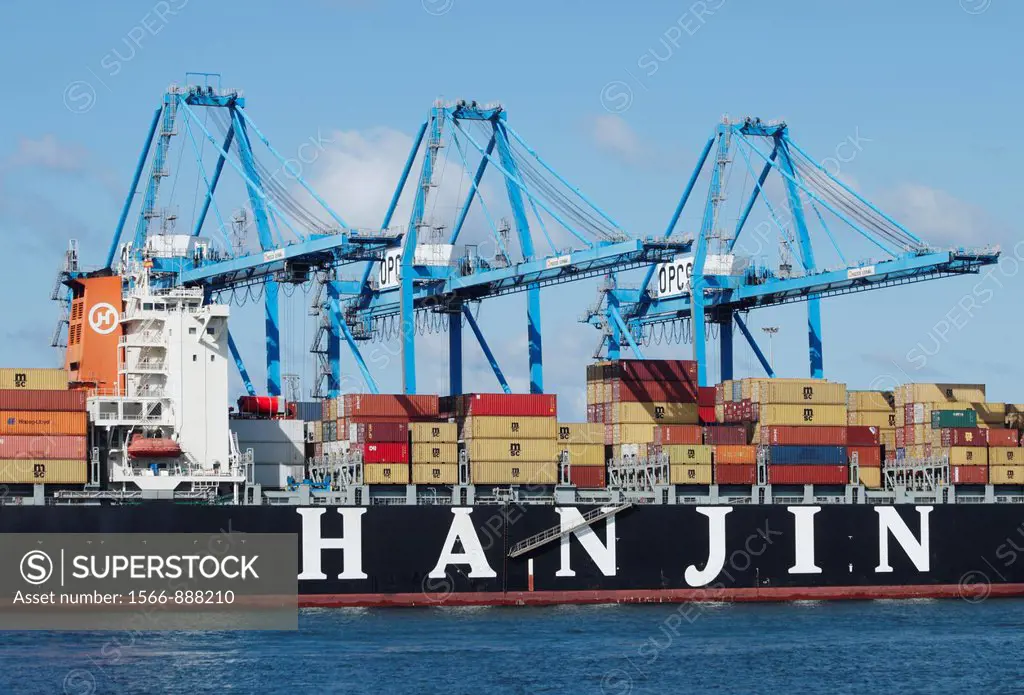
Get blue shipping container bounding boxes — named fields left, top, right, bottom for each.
left=768, top=445, right=847, bottom=465
left=295, top=401, right=323, bottom=422
left=731, top=381, right=743, bottom=402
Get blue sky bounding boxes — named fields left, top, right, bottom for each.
left=0, top=0, right=1020, bottom=419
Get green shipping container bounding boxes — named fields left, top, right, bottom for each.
left=931, top=409, right=977, bottom=429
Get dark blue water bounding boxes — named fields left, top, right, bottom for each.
left=4, top=599, right=1024, bottom=694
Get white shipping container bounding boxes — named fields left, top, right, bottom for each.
left=230, top=419, right=305, bottom=445
left=247, top=441, right=305, bottom=465
left=913, top=403, right=925, bottom=425
left=252, top=463, right=304, bottom=489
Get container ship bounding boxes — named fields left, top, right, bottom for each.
left=0, top=260, right=1017, bottom=606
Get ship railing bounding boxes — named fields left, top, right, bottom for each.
left=721, top=496, right=752, bottom=504
left=773, top=496, right=804, bottom=504
left=370, top=496, right=408, bottom=506
left=995, top=495, right=1024, bottom=504
left=958, top=495, right=986, bottom=503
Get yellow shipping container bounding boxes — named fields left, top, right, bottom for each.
left=412, top=443, right=458, bottom=464
left=556, top=422, right=605, bottom=445
left=990, top=466, right=1024, bottom=485
left=0, top=368, right=68, bottom=391
left=462, top=416, right=556, bottom=440
left=608, top=402, right=699, bottom=425
left=848, top=411, right=898, bottom=428
left=721, top=380, right=734, bottom=403
left=586, top=382, right=596, bottom=405
left=908, top=445, right=927, bottom=460
left=411, top=463, right=458, bottom=485
left=859, top=467, right=882, bottom=489
left=363, top=463, right=410, bottom=484
left=754, top=380, right=847, bottom=405
left=949, top=446, right=988, bottom=466
left=974, top=402, right=1007, bottom=425
left=467, top=439, right=557, bottom=463
left=904, top=383, right=986, bottom=403
left=758, top=404, right=847, bottom=427
left=847, top=390, right=894, bottom=412
left=0, top=411, right=87, bottom=435
left=714, top=404, right=725, bottom=422
left=559, top=444, right=605, bottom=466
left=410, top=422, right=457, bottom=443
left=914, top=424, right=928, bottom=445
left=0, top=459, right=85, bottom=484
left=662, top=444, right=713, bottom=465
left=989, top=447, right=1024, bottom=466
left=879, top=429, right=896, bottom=450
left=670, top=464, right=713, bottom=485
left=607, top=424, right=655, bottom=445
left=471, top=461, right=558, bottom=485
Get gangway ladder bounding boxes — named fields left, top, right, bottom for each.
left=507, top=502, right=632, bottom=559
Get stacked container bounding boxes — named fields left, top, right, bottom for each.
left=0, top=369, right=88, bottom=484
left=847, top=425, right=882, bottom=488
left=344, top=394, right=440, bottom=485
left=410, top=422, right=459, bottom=485
left=847, top=390, right=896, bottom=468
left=557, top=422, right=606, bottom=488
left=459, top=394, right=558, bottom=485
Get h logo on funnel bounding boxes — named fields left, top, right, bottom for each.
left=88, top=303, right=119, bottom=335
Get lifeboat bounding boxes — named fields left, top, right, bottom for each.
left=127, top=434, right=182, bottom=459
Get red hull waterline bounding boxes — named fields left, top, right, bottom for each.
left=298, top=583, right=1022, bottom=608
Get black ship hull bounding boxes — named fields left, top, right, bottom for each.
left=1, top=503, right=1020, bottom=605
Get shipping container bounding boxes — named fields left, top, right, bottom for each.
left=362, top=442, right=409, bottom=464
left=714, top=464, right=756, bottom=485
left=411, top=463, right=458, bottom=485
left=0, top=368, right=68, bottom=391
left=0, top=458, right=85, bottom=483
left=768, top=464, right=847, bottom=485
left=931, top=410, right=977, bottom=429
left=556, top=422, right=604, bottom=445
left=607, top=402, right=699, bottom=425
left=342, top=394, right=439, bottom=419
left=697, top=386, right=717, bottom=408
left=879, top=429, right=897, bottom=450
left=670, top=463, right=712, bottom=485
left=662, top=445, right=713, bottom=465
left=0, top=390, right=85, bottom=412
left=846, top=426, right=880, bottom=446
left=948, top=446, right=987, bottom=466
left=848, top=445, right=881, bottom=468
left=601, top=359, right=698, bottom=383
left=859, top=467, right=881, bottom=488
left=988, top=447, right=1024, bottom=466
left=753, top=381, right=846, bottom=405
left=606, top=424, right=656, bottom=445
left=230, top=419, right=305, bottom=445
left=411, top=443, right=458, bottom=464
left=757, top=404, right=847, bottom=427
left=713, top=445, right=757, bottom=465
left=568, top=466, right=607, bottom=489
left=0, top=411, right=87, bottom=435
left=759, top=425, right=847, bottom=446
left=768, top=445, right=847, bottom=466
left=0, top=435, right=86, bottom=460
left=702, top=425, right=748, bottom=445
left=245, top=442, right=305, bottom=465
left=462, top=416, right=556, bottom=440
left=456, top=393, right=556, bottom=417
left=698, top=406, right=717, bottom=424
left=985, top=429, right=1019, bottom=447
left=989, top=465, right=1024, bottom=485
left=847, top=390, right=894, bottom=411
left=950, top=465, right=988, bottom=484
left=848, top=411, right=898, bottom=428
left=293, top=401, right=323, bottom=422
left=559, top=444, right=605, bottom=466
left=653, top=425, right=703, bottom=445
left=904, top=383, right=986, bottom=403
left=938, top=427, right=986, bottom=447
left=348, top=422, right=409, bottom=443
left=363, top=463, right=410, bottom=484
left=467, top=439, right=557, bottom=463
left=409, top=422, right=457, bottom=443
left=606, top=378, right=697, bottom=403
left=470, top=461, right=558, bottom=485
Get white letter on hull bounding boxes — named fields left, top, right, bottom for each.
left=554, top=507, right=617, bottom=578
left=875, top=506, right=932, bottom=573
left=429, top=508, right=497, bottom=579
left=788, top=506, right=822, bottom=574
left=684, top=507, right=731, bottom=587
left=297, top=508, right=368, bottom=580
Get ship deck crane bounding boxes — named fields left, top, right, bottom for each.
left=583, top=117, right=1000, bottom=385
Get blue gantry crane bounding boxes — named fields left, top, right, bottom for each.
left=583, top=117, right=1001, bottom=385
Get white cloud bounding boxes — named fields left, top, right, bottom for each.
left=9, top=134, right=88, bottom=173
left=587, top=114, right=645, bottom=164
left=880, top=183, right=994, bottom=246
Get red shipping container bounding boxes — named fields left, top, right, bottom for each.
left=596, top=403, right=607, bottom=424
left=343, top=394, right=439, bottom=419
left=569, top=466, right=606, bottom=488
left=986, top=429, right=1019, bottom=447
left=714, top=445, right=757, bottom=465
left=904, top=404, right=915, bottom=423
left=349, top=422, right=408, bottom=443
left=702, top=425, right=747, bottom=445
left=456, top=393, right=556, bottom=417
left=586, top=405, right=597, bottom=423
left=848, top=445, right=881, bottom=467
left=698, top=406, right=716, bottom=424
left=715, top=464, right=756, bottom=485
left=0, top=434, right=87, bottom=459
left=760, top=426, right=847, bottom=446
left=939, top=428, right=985, bottom=446
left=362, top=442, right=409, bottom=463
left=714, top=384, right=725, bottom=405
left=0, top=390, right=86, bottom=412
left=847, top=426, right=880, bottom=446
left=885, top=449, right=896, bottom=463
left=903, top=425, right=915, bottom=446
left=740, top=399, right=754, bottom=421
left=608, top=379, right=697, bottom=403
left=768, top=464, right=847, bottom=485
left=653, top=425, right=703, bottom=445
left=895, top=428, right=906, bottom=449
left=950, top=465, right=988, bottom=485
left=601, top=359, right=698, bottom=383
left=697, top=387, right=716, bottom=408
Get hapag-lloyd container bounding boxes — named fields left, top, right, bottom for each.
left=714, top=464, right=756, bottom=485
left=0, top=411, right=86, bottom=435
left=759, top=425, right=847, bottom=446
left=653, top=425, right=703, bottom=445
left=0, top=389, right=85, bottom=411
left=0, top=435, right=87, bottom=460
left=456, top=394, right=556, bottom=417
left=768, top=464, right=847, bottom=485
left=342, top=394, right=439, bottom=419
left=362, top=442, right=409, bottom=464
left=848, top=445, right=881, bottom=467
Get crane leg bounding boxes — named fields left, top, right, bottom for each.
left=449, top=305, right=463, bottom=396
left=808, top=297, right=823, bottom=378
left=527, top=283, right=543, bottom=393
left=265, top=281, right=281, bottom=396
left=719, top=314, right=734, bottom=381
